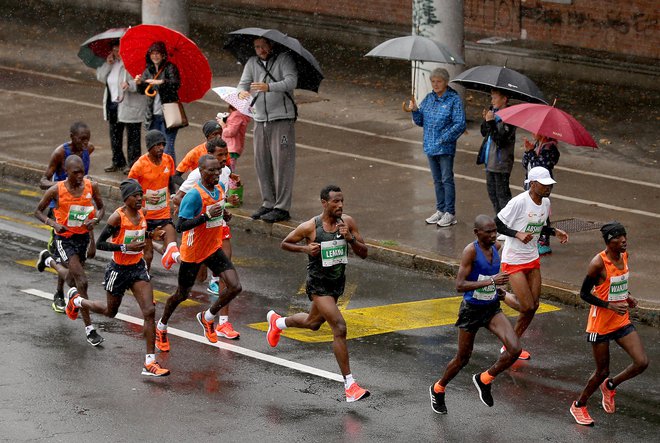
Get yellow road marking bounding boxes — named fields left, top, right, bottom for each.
left=249, top=297, right=560, bottom=343
left=0, top=186, right=42, bottom=198
left=17, top=259, right=57, bottom=274
left=0, top=215, right=50, bottom=230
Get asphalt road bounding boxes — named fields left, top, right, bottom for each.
left=0, top=183, right=658, bottom=442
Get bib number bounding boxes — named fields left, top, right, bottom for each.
left=123, top=228, right=145, bottom=255
left=145, top=187, right=168, bottom=211
left=67, top=205, right=94, bottom=227
left=473, top=274, right=497, bottom=301
left=608, top=273, right=629, bottom=302
left=320, top=239, right=348, bottom=267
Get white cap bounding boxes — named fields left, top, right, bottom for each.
left=525, top=166, right=556, bottom=185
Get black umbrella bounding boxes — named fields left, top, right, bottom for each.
left=224, top=28, right=324, bottom=93
left=451, top=65, right=547, bottom=104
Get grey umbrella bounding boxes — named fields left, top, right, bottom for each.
left=366, top=35, right=464, bottom=110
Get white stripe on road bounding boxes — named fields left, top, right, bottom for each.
left=0, top=66, right=83, bottom=83
left=20, top=288, right=344, bottom=383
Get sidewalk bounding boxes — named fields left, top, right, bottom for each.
left=0, top=7, right=658, bottom=325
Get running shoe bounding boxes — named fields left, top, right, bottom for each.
left=345, top=382, right=370, bottom=403
left=155, top=328, right=170, bottom=352
left=86, top=329, right=104, bottom=347
left=196, top=312, right=218, bottom=343
left=425, top=211, right=444, bottom=224
left=472, top=374, right=494, bottom=407
left=429, top=385, right=447, bottom=414
left=36, top=249, right=51, bottom=272
left=65, top=287, right=80, bottom=320
left=437, top=213, right=457, bottom=227
left=142, top=361, right=170, bottom=377
left=600, top=379, right=616, bottom=413
left=538, top=244, right=552, bottom=255
left=207, top=280, right=220, bottom=296
left=216, top=322, right=240, bottom=340
left=161, top=244, right=179, bottom=270
left=266, top=310, right=282, bottom=347
left=52, top=290, right=65, bottom=313
left=500, top=346, right=531, bottom=360
left=570, top=402, right=594, bottom=426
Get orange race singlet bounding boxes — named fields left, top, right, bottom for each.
left=112, top=207, right=147, bottom=265
left=586, top=251, right=630, bottom=335
left=53, top=179, right=95, bottom=238
left=128, top=153, right=175, bottom=220
left=180, top=182, right=225, bottom=263
left=176, top=142, right=232, bottom=174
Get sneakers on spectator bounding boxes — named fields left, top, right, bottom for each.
left=437, top=213, right=457, bottom=227
left=425, top=211, right=444, bottom=224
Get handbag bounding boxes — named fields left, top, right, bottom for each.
left=476, top=138, right=487, bottom=165
left=163, top=102, right=188, bottom=129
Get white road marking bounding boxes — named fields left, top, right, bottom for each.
left=20, top=288, right=343, bottom=383
left=0, top=66, right=83, bottom=83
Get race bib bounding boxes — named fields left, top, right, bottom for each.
left=205, top=202, right=225, bottom=228
left=320, top=239, right=348, bottom=267
left=145, top=187, right=168, bottom=211
left=67, top=204, right=94, bottom=227
left=123, top=228, right=145, bottom=255
left=473, top=274, right=497, bottom=301
left=608, top=273, right=629, bottom=302
left=524, top=221, right=544, bottom=235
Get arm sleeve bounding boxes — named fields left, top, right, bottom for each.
left=96, top=224, right=121, bottom=251
left=176, top=214, right=208, bottom=233
left=96, top=63, right=111, bottom=83
left=580, top=275, right=609, bottom=308
left=496, top=216, right=518, bottom=237
left=237, top=59, right=254, bottom=92
left=267, top=54, right=298, bottom=92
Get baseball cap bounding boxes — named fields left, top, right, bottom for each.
left=525, top=166, right=556, bottom=186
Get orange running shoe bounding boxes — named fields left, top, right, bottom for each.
left=65, top=287, right=80, bottom=321
left=161, top=244, right=179, bottom=270
left=216, top=322, right=240, bottom=340
left=600, top=379, right=616, bottom=413
left=196, top=312, right=218, bottom=343
left=141, top=361, right=170, bottom=377
left=155, top=328, right=170, bottom=352
left=500, top=346, right=531, bottom=360
left=266, top=310, right=282, bottom=347
left=570, top=402, right=594, bottom=426
left=345, top=382, right=370, bottom=403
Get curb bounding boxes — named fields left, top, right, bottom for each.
left=3, top=159, right=658, bottom=327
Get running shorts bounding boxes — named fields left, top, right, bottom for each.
left=587, top=323, right=635, bottom=343
left=178, top=248, right=234, bottom=288
left=455, top=300, right=502, bottom=333
left=104, top=259, right=150, bottom=297
left=501, top=258, right=541, bottom=275
left=222, top=225, right=231, bottom=240
left=147, top=218, right=174, bottom=233
left=306, top=274, right=346, bottom=301
left=53, top=233, right=90, bottom=264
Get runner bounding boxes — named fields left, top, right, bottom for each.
left=40, top=121, right=95, bottom=313
left=64, top=179, right=170, bottom=377
left=173, top=119, right=223, bottom=185
left=128, top=129, right=180, bottom=271
left=266, top=185, right=370, bottom=402
left=569, top=222, right=648, bottom=426
left=495, top=166, right=568, bottom=359
left=429, top=215, right=520, bottom=414
left=155, top=155, right=242, bottom=352
left=35, top=155, right=105, bottom=346
left=171, top=138, right=241, bottom=339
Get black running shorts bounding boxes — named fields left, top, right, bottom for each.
left=104, top=259, right=151, bottom=297
left=178, top=248, right=234, bottom=289
left=306, top=274, right=346, bottom=301
left=587, top=323, right=635, bottom=343
left=53, top=233, right=90, bottom=264
left=146, top=218, right=173, bottom=233
left=455, top=300, right=502, bottom=333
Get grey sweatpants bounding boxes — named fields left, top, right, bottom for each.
left=252, top=119, right=296, bottom=212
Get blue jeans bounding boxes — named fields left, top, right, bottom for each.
left=427, top=154, right=455, bottom=215
left=149, top=114, right=179, bottom=163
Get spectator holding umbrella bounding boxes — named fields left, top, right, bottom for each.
left=96, top=40, right=146, bottom=173
left=237, top=36, right=298, bottom=223
left=135, top=41, right=181, bottom=163
left=409, top=67, right=466, bottom=228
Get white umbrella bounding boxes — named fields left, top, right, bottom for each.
left=212, top=86, right=254, bottom=117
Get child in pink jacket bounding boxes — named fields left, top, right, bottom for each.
left=219, top=105, right=251, bottom=172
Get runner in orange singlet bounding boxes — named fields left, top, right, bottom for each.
left=35, top=155, right=105, bottom=346
left=569, top=222, right=649, bottom=426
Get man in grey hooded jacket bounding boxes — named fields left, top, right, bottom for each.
left=238, top=37, right=298, bottom=223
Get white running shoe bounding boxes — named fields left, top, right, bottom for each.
left=437, top=213, right=457, bottom=227
left=425, top=211, right=444, bottom=224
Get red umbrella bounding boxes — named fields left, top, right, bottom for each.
left=119, top=24, right=211, bottom=103
left=496, top=103, right=598, bottom=148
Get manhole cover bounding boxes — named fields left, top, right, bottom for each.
left=553, top=218, right=604, bottom=234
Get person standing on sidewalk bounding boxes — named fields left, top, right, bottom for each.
left=410, top=68, right=466, bottom=228
left=237, top=36, right=298, bottom=223
left=40, top=121, right=95, bottom=313
left=266, top=185, right=370, bottom=402
left=480, top=89, right=516, bottom=214
left=570, top=222, right=648, bottom=426
left=429, top=215, right=520, bottom=414
left=96, top=40, right=146, bottom=173
left=65, top=178, right=170, bottom=377
left=35, top=155, right=105, bottom=346
left=155, top=155, right=243, bottom=352
left=495, top=166, right=568, bottom=359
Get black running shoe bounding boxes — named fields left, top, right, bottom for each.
left=36, top=249, right=51, bottom=272
left=429, top=385, right=447, bottom=414
left=52, top=291, right=65, bottom=313
left=86, top=330, right=104, bottom=347
left=472, top=374, right=494, bottom=407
